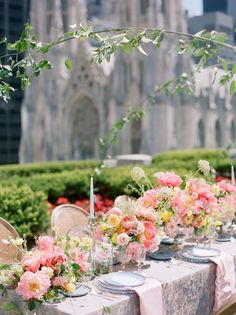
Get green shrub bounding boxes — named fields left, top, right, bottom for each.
left=0, top=184, right=50, bottom=237
left=152, top=148, right=227, bottom=165
left=0, top=160, right=100, bottom=179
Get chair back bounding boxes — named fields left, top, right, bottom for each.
left=51, top=204, right=89, bottom=236
left=0, top=217, right=22, bottom=263
left=114, top=195, right=137, bottom=210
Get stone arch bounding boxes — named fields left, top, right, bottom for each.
left=198, top=119, right=205, bottom=147
left=215, top=119, right=222, bottom=147
left=69, top=96, right=99, bottom=159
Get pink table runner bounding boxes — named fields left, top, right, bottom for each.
left=133, top=277, right=164, bottom=315
left=211, top=251, right=236, bottom=312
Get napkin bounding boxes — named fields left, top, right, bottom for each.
left=210, top=251, right=236, bottom=313
left=132, top=277, right=164, bottom=315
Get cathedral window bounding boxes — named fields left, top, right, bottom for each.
left=140, top=0, right=149, bottom=15
left=198, top=119, right=205, bottom=147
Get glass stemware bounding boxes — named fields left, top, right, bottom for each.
left=115, top=247, right=131, bottom=271
left=134, top=246, right=146, bottom=272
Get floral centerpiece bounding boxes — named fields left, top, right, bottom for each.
left=0, top=234, right=92, bottom=311
left=130, top=167, right=183, bottom=237
left=97, top=203, right=161, bottom=264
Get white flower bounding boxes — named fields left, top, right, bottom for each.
left=131, top=167, right=146, bottom=182
left=198, top=160, right=210, bottom=175
left=13, top=238, right=24, bottom=246
left=41, top=267, right=54, bottom=277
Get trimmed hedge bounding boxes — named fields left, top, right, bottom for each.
left=0, top=160, right=100, bottom=179
left=0, top=184, right=49, bottom=237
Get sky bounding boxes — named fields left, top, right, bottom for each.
left=183, top=0, right=203, bottom=17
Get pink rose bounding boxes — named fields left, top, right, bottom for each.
left=156, top=172, right=182, bottom=187
left=16, top=271, right=51, bottom=300
left=120, top=215, right=138, bottom=229
left=37, top=236, right=54, bottom=251
left=43, top=251, right=67, bottom=268
left=143, top=221, right=158, bottom=250
left=117, top=233, right=130, bottom=246
left=22, top=255, right=41, bottom=272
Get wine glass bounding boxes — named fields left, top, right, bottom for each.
left=115, top=247, right=131, bottom=271
left=134, top=246, right=146, bottom=272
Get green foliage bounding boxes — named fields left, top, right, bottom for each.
left=0, top=160, right=99, bottom=179
left=0, top=184, right=49, bottom=237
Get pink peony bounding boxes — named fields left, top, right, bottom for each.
left=37, top=236, right=54, bottom=251
left=143, top=221, right=158, bottom=250
left=156, top=172, right=182, bottom=187
left=16, top=271, right=51, bottom=300
left=22, top=255, right=41, bottom=273
left=137, top=189, right=159, bottom=208
left=117, top=233, right=130, bottom=246
left=43, top=251, right=67, bottom=268
left=120, top=215, right=138, bottom=229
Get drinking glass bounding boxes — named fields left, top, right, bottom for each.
left=115, top=247, right=131, bottom=271
left=134, top=246, right=146, bottom=272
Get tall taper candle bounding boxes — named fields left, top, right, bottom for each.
left=231, top=164, right=235, bottom=185
left=90, top=176, right=95, bottom=219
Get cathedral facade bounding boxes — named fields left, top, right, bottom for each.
left=19, top=0, right=236, bottom=162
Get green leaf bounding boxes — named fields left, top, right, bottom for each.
left=0, top=284, right=4, bottom=290
left=230, top=80, right=236, bottom=96
left=232, top=64, right=236, bottom=74
left=28, top=300, right=36, bottom=311
left=65, top=59, right=73, bottom=71
left=193, top=47, right=205, bottom=57
left=72, top=263, right=80, bottom=270
left=39, top=45, right=49, bottom=53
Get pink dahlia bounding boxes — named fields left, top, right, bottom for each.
left=155, top=172, right=182, bottom=187
left=218, top=180, right=236, bottom=194
left=16, top=271, right=51, bottom=300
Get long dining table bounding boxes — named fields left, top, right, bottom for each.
left=1, top=241, right=236, bottom=315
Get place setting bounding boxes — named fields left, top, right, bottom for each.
left=96, top=271, right=145, bottom=295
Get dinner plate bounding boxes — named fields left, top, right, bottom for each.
left=179, top=250, right=211, bottom=263
left=148, top=250, right=175, bottom=261
left=97, top=278, right=134, bottom=294
left=189, top=247, right=220, bottom=257
left=102, top=272, right=145, bottom=287
left=63, top=284, right=90, bottom=297
left=161, top=237, right=174, bottom=245
left=216, top=234, right=231, bottom=242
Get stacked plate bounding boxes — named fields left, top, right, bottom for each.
left=97, top=272, right=145, bottom=294
left=180, top=247, right=221, bottom=263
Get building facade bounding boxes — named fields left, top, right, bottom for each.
left=19, top=0, right=236, bottom=162
left=0, top=0, right=29, bottom=163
